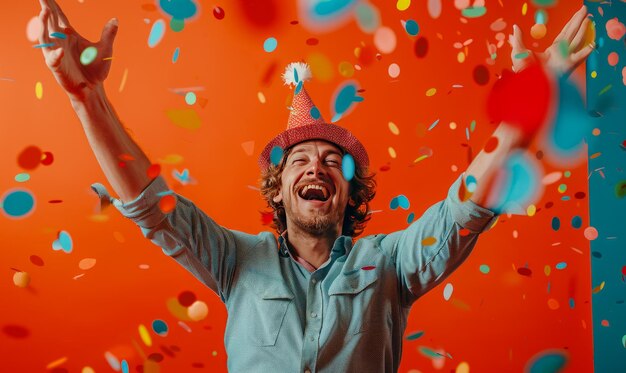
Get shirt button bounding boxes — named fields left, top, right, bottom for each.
left=311, top=278, right=317, bottom=284
left=310, top=312, right=317, bottom=318
left=310, top=336, right=315, bottom=341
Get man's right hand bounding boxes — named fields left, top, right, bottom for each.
left=38, top=0, right=118, bottom=100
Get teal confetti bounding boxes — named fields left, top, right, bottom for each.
left=33, top=43, right=55, bottom=48
left=479, top=264, right=490, bottom=274
left=50, top=32, right=67, bottom=39
left=1, top=190, right=35, bottom=218
left=172, top=47, right=180, bottom=63
left=342, top=154, right=355, bottom=181
left=555, top=262, right=567, bottom=270
left=14, top=173, right=30, bottom=183
left=405, top=20, right=419, bottom=36
left=427, top=119, right=440, bottom=131
left=406, top=331, right=424, bottom=340
left=263, top=37, right=278, bottom=52
left=185, top=92, right=196, bottom=105
left=461, top=7, right=487, bottom=18
left=80, top=46, right=98, bottom=65
left=270, top=146, right=283, bottom=166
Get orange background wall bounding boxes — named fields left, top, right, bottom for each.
left=1, top=1, right=594, bottom=372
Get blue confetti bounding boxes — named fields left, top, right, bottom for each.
left=172, top=47, right=180, bottom=63
left=551, top=217, right=560, bottom=231
left=527, top=351, right=568, bottom=373
left=571, top=215, right=582, bottom=229
left=148, top=19, right=166, bottom=48
left=407, top=212, right=415, bottom=224
left=152, top=319, right=169, bottom=336
left=50, top=32, right=67, bottom=39
left=569, top=298, right=575, bottom=309
left=158, top=0, right=198, bottom=20
left=342, top=154, right=355, bottom=181
left=33, top=43, right=55, bottom=48
left=263, top=37, right=278, bottom=52
left=556, top=262, right=567, bottom=270
left=405, top=20, right=419, bottom=36
left=332, top=81, right=363, bottom=121
left=121, top=360, right=129, bottom=373
left=1, top=189, right=35, bottom=218
left=310, top=106, right=321, bottom=119
left=427, top=119, right=440, bottom=131
left=490, top=151, right=541, bottom=214
left=270, top=146, right=284, bottom=166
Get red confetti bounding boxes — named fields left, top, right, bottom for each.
left=306, top=38, right=319, bottom=46
left=213, top=6, right=225, bottom=20
left=414, top=37, right=428, bottom=58
left=147, top=164, right=161, bottom=179
left=487, top=64, right=553, bottom=136
left=147, top=353, right=164, bottom=363
left=2, top=325, right=30, bottom=339
left=29, top=255, right=44, bottom=266
left=357, top=45, right=376, bottom=67
left=41, top=151, right=54, bottom=166
left=473, top=65, right=490, bottom=86
left=260, top=211, right=273, bottom=225
left=361, top=266, right=376, bottom=271
left=178, top=290, right=196, bottom=307
left=621, top=266, right=626, bottom=276
left=459, top=228, right=471, bottom=237
left=517, top=267, right=532, bottom=277
left=379, top=163, right=391, bottom=172
left=574, top=192, right=586, bottom=199
left=48, top=200, right=63, bottom=204
left=17, top=146, right=42, bottom=170
left=159, top=195, right=176, bottom=213
left=484, top=136, right=499, bottom=153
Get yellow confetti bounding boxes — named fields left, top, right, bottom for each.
left=591, top=71, right=597, bottom=78
left=82, top=367, right=95, bottom=373
left=396, top=0, right=411, bottom=11
left=413, top=155, right=429, bottom=163
left=592, top=281, right=605, bottom=294
left=457, top=51, right=466, bottom=63
left=139, top=324, right=152, bottom=347
left=35, top=81, right=43, bottom=100
left=338, top=61, right=355, bottom=78
left=257, top=91, right=266, bottom=104
left=46, top=357, right=68, bottom=370
left=522, top=2, right=527, bottom=15
left=590, top=152, right=602, bottom=159
left=388, top=147, right=397, bottom=159
left=119, top=68, right=128, bottom=92
left=421, top=236, right=437, bottom=246
left=159, top=154, right=184, bottom=165
left=307, top=52, right=334, bottom=82
left=165, top=109, right=201, bottom=130
left=388, top=121, right=400, bottom=135
left=425, top=88, right=437, bottom=97
left=456, top=361, right=470, bottom=373
left=544, top=265, right=551, bottom=276
left=526, top=204, right=536, bottom=217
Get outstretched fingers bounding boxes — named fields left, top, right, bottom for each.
left=570, top=17, right=591, bottom=53
left=570, top=42, right=595, bottom=67
left=557, top=5, right=589, bottom=44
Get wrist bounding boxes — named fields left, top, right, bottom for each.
left=69, top=83, right=106, bottom=112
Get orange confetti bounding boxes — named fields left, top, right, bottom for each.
left=147, top=164, right=161, bottom=179
left=421, top=236, right=437, bottom=246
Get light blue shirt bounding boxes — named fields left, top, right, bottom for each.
left=91, top=174, right=497, bottom=372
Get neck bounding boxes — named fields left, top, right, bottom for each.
left=284, top=225, right=340, bottom=269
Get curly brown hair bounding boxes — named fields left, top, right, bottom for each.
left=260, top=146, right=376, bottom=238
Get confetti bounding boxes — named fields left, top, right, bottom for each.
left=342, top=154, right=355, bottom=181
left=406, top=330, right=424, bottom=340
left=525, top=349, right=568, bottom=373
left=390, top=195, right=410, bottom=210
left=473, top=65, right=489, bottom=85
left=2, top=325, right=30, bottom=339
left=78, top=258, right=97, bottom=270
left=35, top=81, right=43, bottom=99
left=158, top=0, right=198, bottom=20
left=165, top=109, right=201, bottom=130
left=355, top=3, right=380, bottom=33
left=414, top=37, right=428, bottom=58
left=479, top=264, right=490, bottom=274
left=213, top=6, right=225, bottom=20
left=425, top=88, right=437, bottom=97
left=388, top=63, right=400, bottom=78
left=461, top=7, right=486, bottom=18
left=606, top=17, right=626, bottom=40
left=159, top=194, right=177, bottom=213
left=52, top=230, right=73, bottom=253
left=152, top=319, right=169, bottom=336
left=1, top=189, right=35, bottom=218
left=374, top=26, right=397, bottom=54
left=331, top=81, right=363, bottom=122
left=185, top=92, right=197, bottom=105
left=270, top=146, right=283, bottom=166
left=404, top=20, right=419, bottom=36
left=422, top=236, right=437, bottom=246
left=139, top=324, right=152, bottom=347
left=26, top=16, right=42, bottom=42
left=263, top=37, right=278, bottom=52
left=148, top=19, right=166, bottom=48
left=388, top=122, right=400, bottom=135
left=13, top=271, right=30, bottom=288
left=427, top=0, right=442, bottom=19
left=18, top=145, right=42, bottom=170
left=584, top=227, right=598, bottom=241
left=396, top=0, right=411, bottom=11
left=80, top=46, right=98, bottom=65
left=188, top=300, right=209, bottom=321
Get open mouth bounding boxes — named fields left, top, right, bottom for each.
left=297, top=184, right=330, bottom=202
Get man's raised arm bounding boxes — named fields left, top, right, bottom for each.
left=37, top=0, right=150, bottom=203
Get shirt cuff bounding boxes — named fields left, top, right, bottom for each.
left=90, top=176, right=172, bottom=228
left=446, top=173, right=498, bottom=233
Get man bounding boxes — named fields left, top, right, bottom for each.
left=36, top=0, right=593, bottom=371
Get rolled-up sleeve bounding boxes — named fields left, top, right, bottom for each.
left=379, top=174, right=498, bottom=307
left=90, top=176, right=238, bottom=302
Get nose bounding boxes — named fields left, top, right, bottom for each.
left=306, top=158, right=326, bottom=177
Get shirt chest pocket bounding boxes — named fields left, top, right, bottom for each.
left=241, top=277, right=294, bottom=347
left=328, top=269, right=380, bottom=336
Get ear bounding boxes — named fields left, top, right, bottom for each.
left=273, top=189, right=283, bottom=203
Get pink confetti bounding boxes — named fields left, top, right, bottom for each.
left=606, top=18, right=625, bottom=40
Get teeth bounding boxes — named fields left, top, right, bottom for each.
left=301, top=184, right=329, bottom=199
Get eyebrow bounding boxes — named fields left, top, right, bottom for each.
left=288, top=148, right=344, bottom=158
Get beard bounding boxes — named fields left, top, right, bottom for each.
left=285, top=203, right=343, bottom=236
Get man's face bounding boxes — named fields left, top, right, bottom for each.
left=273, top=140, right=351, bottom=237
